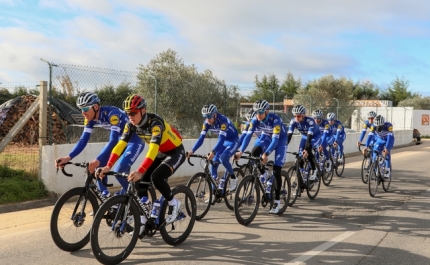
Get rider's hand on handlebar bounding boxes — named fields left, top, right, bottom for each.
left=357, top=141, right=361, bottom=147
left=128, top=171, right=143, bottom=183
left=207, top=151, right=215, bottom=161
left=333, top=142, right=338, bottom=148
left=88, top=159, right=100, bottom=173
left=361, top=147, right=367, bottom=155
left=96, top=166, right=111, bottom=179
left=235, top=151, right=243, bottom=161
left=55, top=156, right=71, bottom=168
left=261, top=153, right=269, bottom=165
left=318, top=146, right=323, bottom=153
left=383, top=148, right=389, bottom=156
left=302, top=150, right=309, bottom=158
left=186, top=150, right=193, bottom=158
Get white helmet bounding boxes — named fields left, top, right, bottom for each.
left=292, top=105, right=306, bottom=115
left=76, top=92, right=100, bottom=108
left=367, top=111, right=377, bottom=118
left=374, top=115, right=385, bottom=126
left=202, top=104, right=217, bottom=118
left=253, top=99, right=270, bottom=111
left=327, top=113, right=336, bottom=120
left=245, top=109, right=256, bottom=121
left=312, top=109, right=323, bottom=119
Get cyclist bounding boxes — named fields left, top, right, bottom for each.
left=98, top=94, right=185, bottom=236
left=361, top=115, right=394, bottom=179
left=55, top=92, right=143, bottom=197
left=236, top=99, right=287, bottom=214
left=357, top=111, right=377, bottom=147
left=286, top=105, right=321, bottom=183
left=238, top=109, right=259, bottom=147
left=312, top=109, right=332, bottom=171
left=187, top=104, right=239, bottom=193
left=326, top=113, right=346, bottom=163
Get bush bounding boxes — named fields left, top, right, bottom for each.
left=0, top=166, right=48, bottom=205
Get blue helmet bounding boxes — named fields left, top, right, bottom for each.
left=202, top=104, right=217, bottom=118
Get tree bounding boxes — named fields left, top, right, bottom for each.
left=294, top=75, right=356, bottom=125
left=379, top=77, right=418, bottom=106
left=0, top=88, right=12, bottom=105
left=136, top=49, right=240, bottom=138
left=353, top=80, right=380, bottom=99
left=248, top=73, right=283, bottom=105
left=398, top=96, right=430, bottom=110
left=280, top=71, right=301, bottom=98
left=95, top=83, right=135, bottom=109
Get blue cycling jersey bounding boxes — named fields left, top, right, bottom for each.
left=359, top=120, right=375, bottom=143
left=240, top=113, right=287, bottom=155
left=68, top=106, right=128, bottom=163
left=316, top=118, right=329, bottom=134
left=192, top=112, right=238, bottom=153
left=287, top=116, right=321, bottom=136
left=324, top=119, right=345, bottom=142
left=366, top=122, right=395, bottom=150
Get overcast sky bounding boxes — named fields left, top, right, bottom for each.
left=1, top=0, right=430, bottom=96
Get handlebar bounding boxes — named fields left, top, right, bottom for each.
left=56, top=160, right=112, bottom=187
left=234, top=151, right=251, bottom=167
left=99, top=170, right=153, bottom=185
left=186, top=153, right=215, bottom=167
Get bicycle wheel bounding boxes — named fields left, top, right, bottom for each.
left=335, top=152, right=345, bottom=177
left=306, top=165, right=321, bottom=200
left=269, top=170, right=291, bottom=215
left=91, top=195, right=140, bottom=265
left=50, top=187, right=98, bottom=252
left=234, top=175, right=260, bottom=226
left=286, top=166, right=299, bottom=207
left=224, top=167, right=244, bottom=210
left=382, top=165, right=392, bottom=192
left=321, top=160, right=334, bottom=186
left=159, top=185, right=196, bottom=246
left=186, top=172, right=212, bottom=220
left=361, top=156, right=371, bottom=184
left=368, top=163, right=379, bottom=197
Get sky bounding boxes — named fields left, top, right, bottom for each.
left=1, top=0, right=430, bottom=96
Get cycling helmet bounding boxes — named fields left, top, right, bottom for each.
left=253, top=99, right=270, bottom=111
left=76, top=92, right=100, bottom=108
left=374, top=115, right=385, bottom=126
left=123, top=94, right=147, bottom=112
left=292, top=105, right=306, bottom=115
left=245, top=109, right=256, bottom=121
left=202, top=104, right=217, bottom=118
left=367, top=111, right=377, bottom=118
left=327, top=112, right=336, bottom=120
left=312, top=109, right=323, bottom=119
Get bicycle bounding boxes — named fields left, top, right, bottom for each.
left=233, top=155, right=291, bottom=226
left=90, top=170, right=196, bottom=265
left=314, top=147, right=334, bottom=186
left=329, top=144, right=345, bottom=177
left=186, top=154, right=244, bottom=220
left=286, top=151, right=322, bottom=207
left=359, top=144, right=374, bottom=184
left=50, top=161, right=156, bottom=252
left=365, top=149, right=392, bottom=197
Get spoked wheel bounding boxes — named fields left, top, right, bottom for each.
left=186, top=172, right=212, bottom=220
left=50, top=187, right=98, bottom=252
left=335, top=152, right=345, bottom=177
left=224, top=168, right=244, bottom=210
left=368, top=163, right=380, bottom=197
left=382, top=166, right=392, bottom=192
left=287, top=166, right=299, bottom=207
left=234, top=175, right=260, bottom=226
left=321, top=159, right=334, bottom=186
left=269, top=170, right=291, bottom=215
left=361, top=156, right=371, bottom=184
left=160, top=185, right=196, bottom=246
left=91, top=195, right=140, bottom=265
left=306, top=167, right=321, bottom=200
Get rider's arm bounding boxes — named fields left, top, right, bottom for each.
left=137, top=121, right=164, bottom=174
left=358, top=122, right=368, bottom=142
left=212, top=123, right=229, bottom=153
left=237, top=122, right=250, bottom=147
left=239, top=119, right=257, bottom=153
left=365, top=126, right=375, bottom=147
left=106, top=123, right=133, bottom=167
left=264, top=124, right=282, bottom=155
left=385, top=124, right=394, bottom=151
left=320, top=123, right=330, bottom=144
left=96, top=111, right=123, bottom=164
left=68, top=119, right=94, bottom=159
left=191, top=123, right=209, bottom=153
left=334, top=122, right=344, bottom=142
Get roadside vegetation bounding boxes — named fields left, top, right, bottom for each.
left=0, top=165, right=48, bottom=205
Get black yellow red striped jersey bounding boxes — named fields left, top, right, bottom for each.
left=107, top=113, right=182, bottom=173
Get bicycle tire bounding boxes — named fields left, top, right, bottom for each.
left=224, top=167, right=244, bottom=210
left=91, top=195, right=140, bottom=265
left=382, top=165, right=392, bottom=192
left=321, top=159, right=334, bottom=186
left=335, top=152, right=345, bottom=177
left=234, top=175, right=260, bottom=226
left=269, top=170, right=291, bottom=215
left=368, top=163, right=379, bottom=197
left=306, top=162, right=321, bottom=200
left=50, top=187, right=98, bottom=252
left=287, top=166, right=299, bottom=207
left=361, top=156, right=371, bottom=184
left=186, top=172, right=212, bottom=220
left=159, top=185, right=196, bottom=246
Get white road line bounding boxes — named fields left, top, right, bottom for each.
left=285, top=231, right=356, bottom=265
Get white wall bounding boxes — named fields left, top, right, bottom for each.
left=41, top=130, right=413, bottom=194
left=412, top=110, right=430, bottom=135
left=351, top=107, right=414, bottom=132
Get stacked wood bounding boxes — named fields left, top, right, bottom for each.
left=0, top=95, right=69, bottom=145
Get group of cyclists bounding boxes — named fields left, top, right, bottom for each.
left=55, top=91, right=395, bottom=235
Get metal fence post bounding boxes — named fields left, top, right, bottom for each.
left=38, top=81, right=47, bottom=181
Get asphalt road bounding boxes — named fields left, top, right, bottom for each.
left=0, top=140, right=429, bottom=265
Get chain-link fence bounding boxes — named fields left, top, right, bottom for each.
left=0, top=82, right=40, bottom=174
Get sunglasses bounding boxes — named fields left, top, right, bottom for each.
left=368, top=117, right=375, bottom=120
left=127, top=111, right=139, bottom=117
left=255, top=109, right=265, bottom=115
left=294, top=114, right=303, bottom=118
left=80, top=105, right=94, bottom=112
left=203, top=114, right=214, bottom=119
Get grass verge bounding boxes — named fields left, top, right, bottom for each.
left=0, top=165, right=49, bottom=205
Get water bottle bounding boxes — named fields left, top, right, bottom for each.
left=260, top=171, right=267, bottom=184
left=218, top=178, right=225, bottom=190
left=151, top=199, right=161, bottom=219
left=265, top=175, right=273, bottom=193
left=139, top=196, right=151, bottom=214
